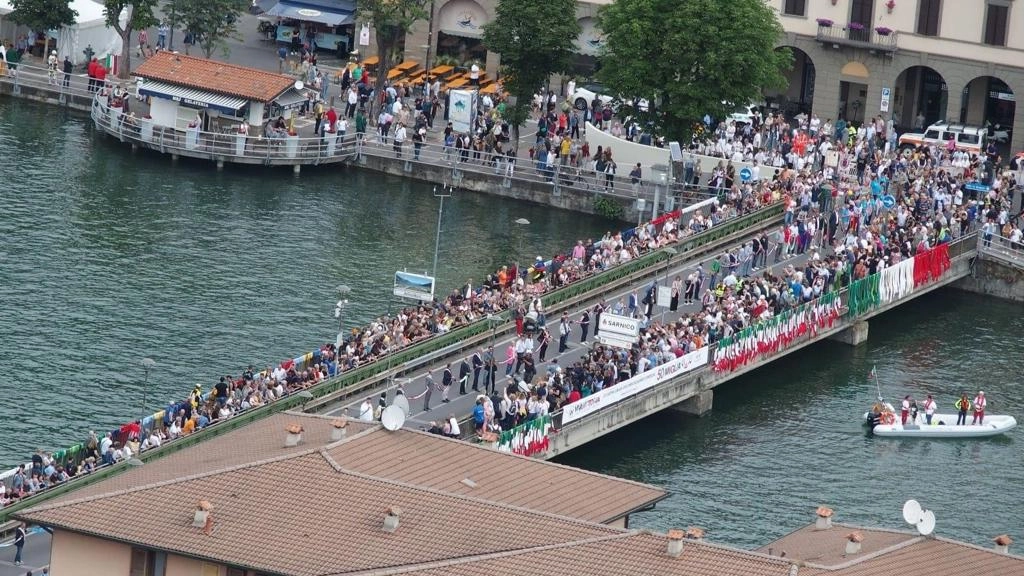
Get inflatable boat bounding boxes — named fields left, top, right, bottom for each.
left=864, top=410, right=1017, bottom=438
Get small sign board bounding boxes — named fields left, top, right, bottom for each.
left=881, top=194, right=896, bottom=209
left=825, top=150, right=840, bottom=168
left=669, top=141, right=683, bottom=162
left=393, top=271, right=435, bottom=302
left=598, top=312, right=640, bottom=340
left=597, top=334, right=637, bottom=350
left=739, top=167, right=753, bottom=182
left=657, top=285, right=673, bottom=308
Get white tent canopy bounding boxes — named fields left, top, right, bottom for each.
left=0, top=0, right=122, bottom=65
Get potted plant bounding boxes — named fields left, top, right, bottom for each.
left=885, top=0, right=896, bottom=14
left=847, top=22, right=865, bottom=31
left=875, top=26, right=893, bottom=36
left=816, top=18, right=834, bottom=28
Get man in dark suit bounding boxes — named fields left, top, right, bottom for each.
left=458, top=357, right=471, bottom=395
left=471, top=349, right=483, bottom=391
left=442, top=364, right=453, bottom=403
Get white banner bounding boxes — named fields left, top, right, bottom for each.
left=561, top=347, right=709, bottom=424
left=598, top=312, right=640, bottom=338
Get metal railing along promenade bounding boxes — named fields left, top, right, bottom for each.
left=0, top=60, right=96, bottom=104
left=91, top=97, right=358, bottom=167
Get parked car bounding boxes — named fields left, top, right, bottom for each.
left=572, top=83, right=649, bottom=113
left=898, top=122, right=986, bottom=154
left=728, top=104, right=760, bottom=125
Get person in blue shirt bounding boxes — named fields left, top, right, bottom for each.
left=472, top=397, right=486, bottom=432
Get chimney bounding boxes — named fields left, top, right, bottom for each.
left=815, top=506, right=834, bottom=530
left=330, top=419, right=348, bottom=441
left=192, top=500, right=213, bottom=528
left=845, top=531, right=863, bottom=555
left=685, top=526, right=705, bottom=542
left=383, top=506, right=402, bottom=533
left=285, top=423, right=304, bottom=447
left=666, top=529, right=685, bottom=558
left=994, top=534, right=1013, bottom=554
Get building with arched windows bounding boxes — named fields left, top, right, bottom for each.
left=771, top=0, right=1024, bottom=152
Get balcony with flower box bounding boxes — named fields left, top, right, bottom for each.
left=814, top=19, right=898, bottom=54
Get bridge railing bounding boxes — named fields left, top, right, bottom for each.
left=542, top=232, right=978, bottom=434
left=978, top=231, right=1024, bottom=268
left=0, top=60, right=96, bottom=102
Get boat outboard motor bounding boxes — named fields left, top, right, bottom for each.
left=866, top=411, right=880, bottom=427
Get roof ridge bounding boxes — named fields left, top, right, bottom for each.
left=675, top=536, right=796, bottom=565
left=802, top=536, right=923, bottom=571
left=314, top=447, right=625, bottom=534
left=139, top=51, right=290, bottom=80
left=16, top=445, right=324, bottom=515
left=932, top=534, right=1024, bottom=561
left=400, top=427, right=667, bottom=493
left=832, top=522, right=917, bottom=536
left=326, top=532, right=639, bottom=576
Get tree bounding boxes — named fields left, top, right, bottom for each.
left=596, top=0, right=791, bottom=141
left=8, top=0, right=77, bottom=60
left=483, top=0, right=581, bottom=152
left=170, top=0, right=247, bottom=58
left=357, top=0, right=429, bottom=111
left=103, top=0, right=159, bottom=79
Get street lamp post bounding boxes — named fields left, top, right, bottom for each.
left=514, top=217, right=530, bottom=282
left=660, top=247, right=678, bottom=323
left=432, top=185, right=453, bottom=281
left=140, top=357, right=156, bottom=417
left=335, top=284, right=352, bottom=350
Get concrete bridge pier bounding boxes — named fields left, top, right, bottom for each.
left=671, top=389, right=714, bottom=417
left=829, top=320, right=869, bottom=346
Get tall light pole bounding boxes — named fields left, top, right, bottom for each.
left=432, top=185, right=453, bottom=280
left=140, top=357, right=156, bottom=417
left=335, top=284, right=352, bottom=350
left=514, top=218, right=530, bottom=282
left=660, top=247, right=678, bottom=323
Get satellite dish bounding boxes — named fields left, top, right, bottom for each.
left=918, top=510, right=936, bottom=536
left=902, top=499, right=936, bottom=535
left=381, top=405, right=405, bottom=431
left=294, top=80, right=304, bottom=91
left=392, top=394, right=410, bottom=417
left=902, top=500, right=922, bottom=524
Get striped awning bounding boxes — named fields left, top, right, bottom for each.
left=273, top=88, right=307, bottom=111
left=139, top=81, right=248, bottom=116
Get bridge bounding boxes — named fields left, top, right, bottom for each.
left=522, top=232, right=1024, bottom=459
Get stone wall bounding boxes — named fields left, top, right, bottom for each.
left=953, top=258, right=1024, bottom=303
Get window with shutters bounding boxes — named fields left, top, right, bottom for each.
left=783, top=0, right=806, bottom=16
left=916, top=0, right=941, bottom=36
left=983, top=3, right=1008, bottom=46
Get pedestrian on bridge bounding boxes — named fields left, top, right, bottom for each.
left=459, top=357, right=471, bottom=395
left=579, top=310, right=591, bottom=343
left=442, top=364, right=453, bottom=403
left=558, top=312, right=572, bottom=353
left=471, top=349, right=483, bottom=391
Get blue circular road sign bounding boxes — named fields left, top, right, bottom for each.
left=739, top=167, right=752, bottom=182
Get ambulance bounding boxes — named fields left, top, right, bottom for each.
left=898, top=122, right=987, bottom=154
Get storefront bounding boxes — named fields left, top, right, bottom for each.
left=436, top=0, right=488, bottom=67
left=257, top=0, right=355, bottom=56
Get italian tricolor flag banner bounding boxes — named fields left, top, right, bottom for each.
left=713, top=293, right=841, bottom=373
left=912, top=243, right=951, bottom=288
left=496, top=415, right=551, bottom=457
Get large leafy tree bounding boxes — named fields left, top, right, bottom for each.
left=597, top=0, right=790, bottom=141
left=8, top=0, right=77, bottom=60
left=484, top=0, right=581, bottom=152
left=104, top=0, right=159, bottom=78
left=170, top=0, right=247, bottom=58
left=358, top=0, right=429, bottom=108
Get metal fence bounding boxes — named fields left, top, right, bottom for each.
left=978, top=231, right=1024, bottom=268
left=0, top=60, right=96, bottom=103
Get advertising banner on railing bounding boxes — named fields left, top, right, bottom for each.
left=562, top=347, right=709, bottom=424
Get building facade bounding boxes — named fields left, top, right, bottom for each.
left=770, top=0, right=1024, bottom=151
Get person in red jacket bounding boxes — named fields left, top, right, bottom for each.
left=94, top=61, right=107, bottom=89
left=87, top=56, right=97, bottom=92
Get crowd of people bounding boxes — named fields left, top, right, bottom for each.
left=446, top=102, right=1024, bottom=438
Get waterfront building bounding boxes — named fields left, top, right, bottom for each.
left=15, top=411, right=1023, bottom=576
left=768, top=0, right=1023, bottom=151
left=134, top=52, right=307, bottom=132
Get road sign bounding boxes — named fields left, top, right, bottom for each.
left=739, top=167, right=752, bottom=182
left=880, top=87, right=891, bottom=113
left=597, top=334, right=637, bottom=350
left=881, top=88, right=891, bottom=97
left=881, top=194, right=896, bottom=209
